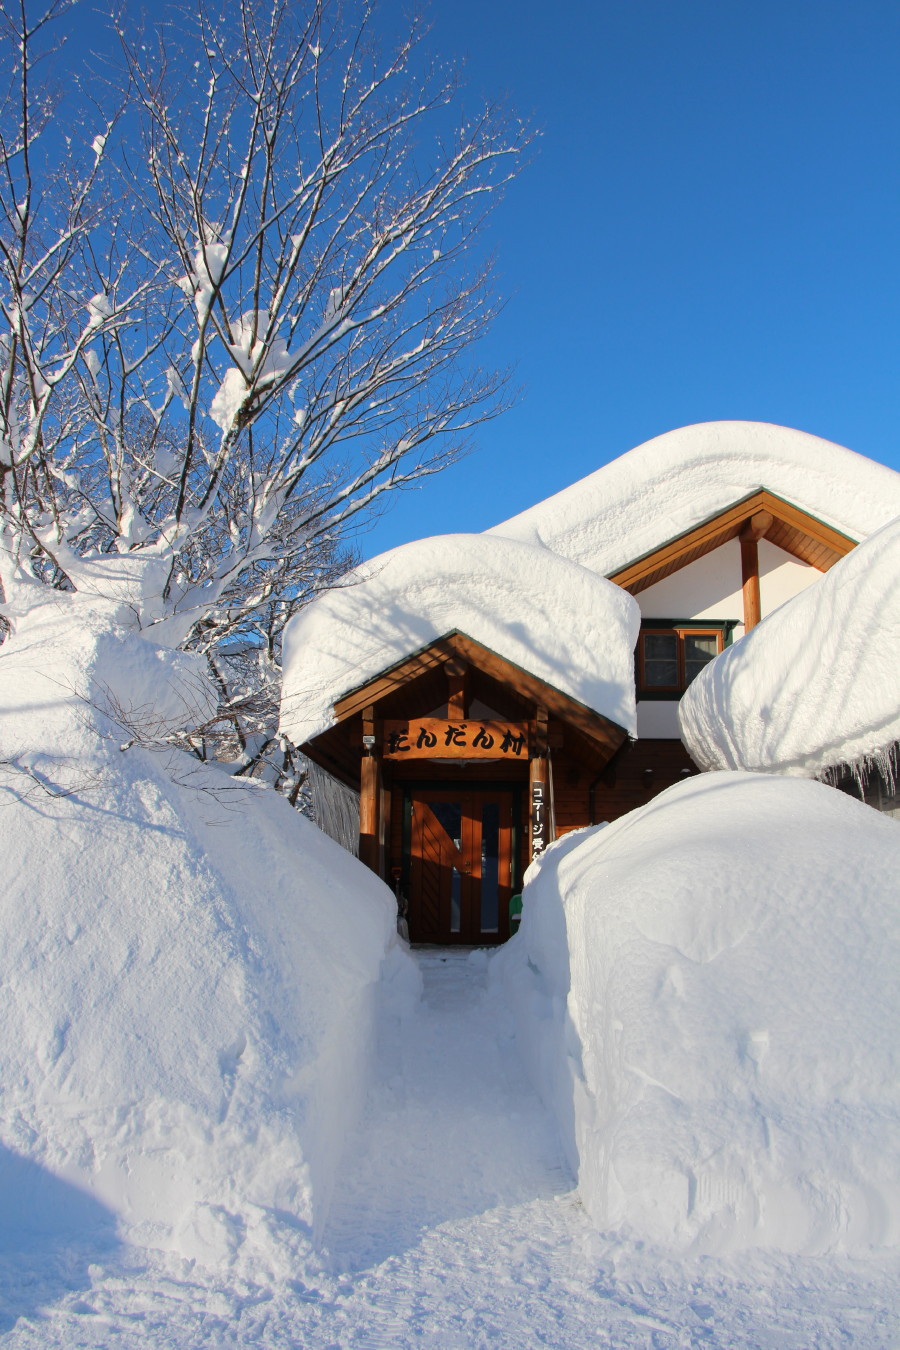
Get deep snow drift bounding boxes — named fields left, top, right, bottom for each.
left=679, top=515, right=900, bottom=779
left=0, top=596, right=413, bottom=1275
left=487, top=421, right=900, bottom=574
left=493, top=772, right=900, bottom=1256
left=5, top=950, right=899, bottom=1347
left=280, top=532, right=639, bottom=745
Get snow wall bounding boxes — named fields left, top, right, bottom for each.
left=680, top=515, right=900, bottom=780
left=492, top=772, right=900, bottom=1255
left=487, top=421, right=900, bottom=575
left=280, top=533, right=639, bottom=746
left=0, top=599, right=415, bottom=1276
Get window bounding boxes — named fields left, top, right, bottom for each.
left=637, top=624, right=727, bottom=696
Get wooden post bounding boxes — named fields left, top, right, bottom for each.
left=739, top=510, right=772, bottom=632
left=359, top=705, right=382, bottom=874
left=530, top=706, right=550, bottom=859
left=445, top=658, right=468, bottom=719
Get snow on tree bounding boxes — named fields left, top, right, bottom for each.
left=0, top=0, right=467, bottom=1268
left=0, top=0, right=527, bottom=770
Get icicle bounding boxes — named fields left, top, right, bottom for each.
left=818, top=741, right=899, bottom=811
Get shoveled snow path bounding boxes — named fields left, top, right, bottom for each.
left=1, top=949, right=898, bottom=1347
left=320, top=947, right=573, bottom=1272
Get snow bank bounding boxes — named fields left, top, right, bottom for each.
left=492, top=773, right=900, bottom=1255
left=487, top=422, right=900, bottom=574
left=280, top=533, right=639, bottom=745
left=0, top=597, right=410, bottom=1276
left=679, top=515, right=900, bottom=778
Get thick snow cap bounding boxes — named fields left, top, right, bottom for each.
left=679, top=515, right=900, bottom=778
left=492, top=772, right=900, bottom=1255
left=487, top=422, right=900, bottom=573
left=280, top=534, right=640, bottom=745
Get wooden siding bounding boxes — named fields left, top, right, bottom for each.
left=553, top=737, right=699, bottom=833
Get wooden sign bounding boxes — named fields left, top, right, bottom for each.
left=383, top=718, right=529, bottom=760
left=531, top=779, right=547, bottom=857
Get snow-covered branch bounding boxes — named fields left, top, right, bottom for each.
left=0, top=0, right=527, bottom=754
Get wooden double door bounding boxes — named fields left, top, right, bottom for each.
left=407, top=787, right=517, bottom=945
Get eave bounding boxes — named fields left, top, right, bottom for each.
left=608, top=489, right=857, bottom=595
left=301, top=629, right=630, bottom=787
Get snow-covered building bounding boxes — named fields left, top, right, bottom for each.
left=280, top=535, right=640, bottom=945
left=679, top=514, right=900, bottom=816
left=281, top=421, right=900, bottom=944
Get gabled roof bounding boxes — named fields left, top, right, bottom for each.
left=302, top=630, right=631, bottom=785
left=332, top=630, right=629, bottom=756
left=488, top=422, right=900, bottom=579
left=280, top=533, right=639, bottom=749
left=609, top=489, right=856, bottom=595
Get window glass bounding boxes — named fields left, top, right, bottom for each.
left=683, top=633, right=719, bottom=685
left=429, top=801, right=463, bottom=932
left=429, top=800, right=462, bottom=850
left=642, top=632, right=678, bottom=687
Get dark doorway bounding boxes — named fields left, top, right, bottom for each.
left=405, top=787, right=518, bottom=944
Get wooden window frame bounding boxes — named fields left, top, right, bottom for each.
left=637, top=623, right=729, bottom=698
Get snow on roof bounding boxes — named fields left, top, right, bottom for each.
left=280, top=534, right=640, bottom=745
left=679, top=515, right=900, bottom=778
left=487, top=421, right=900, bottom=575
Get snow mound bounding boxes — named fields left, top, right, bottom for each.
left=492, top=773, right=900, bottom=1255
left=280, top=533, right=640, bottom=745
left=679, top=515, right=900, bottom=778
left=487, top=422, right=900, bottom=574
left=0, top=599, right=408, bottom=1276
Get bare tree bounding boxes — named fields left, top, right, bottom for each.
left=0, top=0, right=527, bottom=779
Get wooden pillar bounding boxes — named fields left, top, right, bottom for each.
left=530, top=706, right=550, bottom=860
left=445, top=658, right=468, bottom=719
left=359, top=704, right=382, bottom=875
left=740, top=510, right=773, bottom=633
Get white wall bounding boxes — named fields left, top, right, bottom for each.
left=636, top=539, right=745, bottom=624
left=758, top=539, right=820, bottom=615
left=635, top=539, right=823, bottom=740
left=635, top=539, right=820, bottom=637
left=636, top=700, right=682, bottom=738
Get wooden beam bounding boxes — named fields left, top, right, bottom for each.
left=534, top=704, right=549, bottom=756
left=740, top=530, right=761, bottom=631
left=531, top=706, right=551, bottom=855
left=445, top=658, right=468, bottom=719
left=609, top=489, right=856, bottom=595
left=333, top=642, right=453, bottom=721
left=744, top=509, right=773, bottom=542
left=359, top=705, right=382, bottom=874
left=298, top=730, right=359, bottom=789
left=447, top=633, right=627, bottom=760
left=331, top=630, right=628, bottom=764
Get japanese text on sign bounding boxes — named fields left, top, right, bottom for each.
left=531, top=780, right=546, bottom=857
left=382, top=718, right=529, bottom=760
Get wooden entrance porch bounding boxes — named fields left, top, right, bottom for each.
left=299, top=630, right=629, bottom=945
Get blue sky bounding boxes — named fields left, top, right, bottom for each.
left=359, top=0, right=900, bottom=556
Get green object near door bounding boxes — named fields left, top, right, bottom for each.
left=509, top=892, right=523, bottom=934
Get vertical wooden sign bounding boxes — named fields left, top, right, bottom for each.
left=531, top=779, right=547, bottom=858
left=530, top=704, right=550, bottom=858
